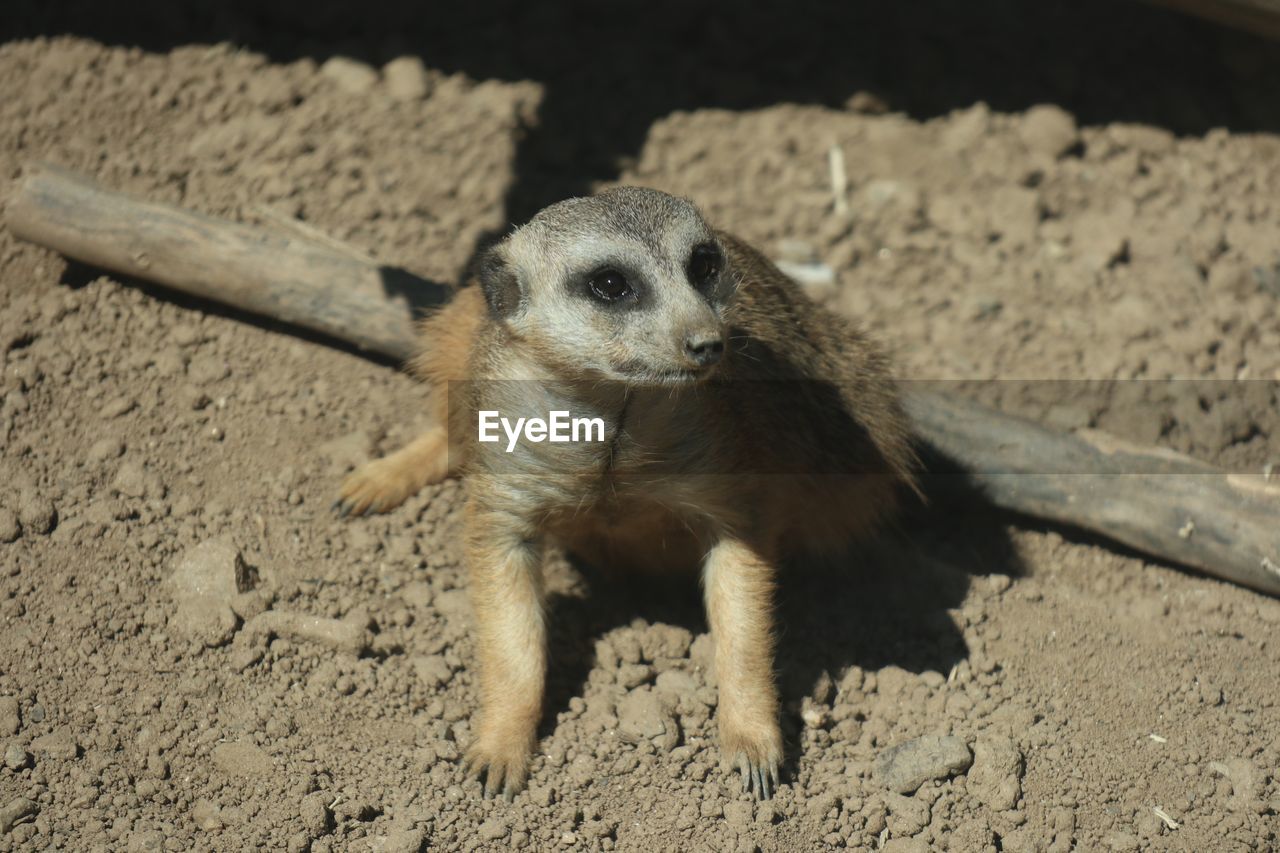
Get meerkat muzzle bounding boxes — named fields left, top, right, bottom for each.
left=683, top=330, right=724, bottom=368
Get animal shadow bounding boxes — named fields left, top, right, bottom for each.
left=538, top=487, right=1023, bottom=775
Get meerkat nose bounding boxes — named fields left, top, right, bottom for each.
left=684, top=331, right=725, bottom=368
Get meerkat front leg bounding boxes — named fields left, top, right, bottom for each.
left=335, top=426, right=453, bottom=516
left=461, top=502, right=547, bottom=801
left=703, top=536, right=783, bottom=800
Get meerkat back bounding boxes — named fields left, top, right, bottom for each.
left=700, top=233, right=919, bottom=551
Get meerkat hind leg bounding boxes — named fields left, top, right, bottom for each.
left=335, top=426, right=451, bottom=517
left=704, top=536, right=783, bottom=800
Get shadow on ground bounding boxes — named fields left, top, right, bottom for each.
left=8, top=0, right=1280, bottom=239
left=537, top=487, right=1021, bottom=765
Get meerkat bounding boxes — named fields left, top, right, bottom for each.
left=336, top=187, right=918, bottom=801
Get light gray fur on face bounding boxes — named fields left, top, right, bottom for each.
left=494, top=188, right=734, bottom=384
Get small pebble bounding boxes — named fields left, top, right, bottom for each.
left=4, top=741, right=29, bottom=770
left=1019, top=104, right=1080, bottom=158
left=412, top=655, right=452, bottom=689
left=187, top=355, right=229, bottom=386
left=0, top=697, right=18, bottom=735
left=30, top=727, right=78, bottom=760
left=724, top=802, right=753, bottom=828
left=192, top=798, right=222, bottom=831
left=616, top=688, right=678, bottom=750
left=87, top=437, right=126, bottom=463
left=969, top=736, right=1024, bottom=811
left=170, top=323, right=201, bottom=346
left=383, top=56, right=430, bottom=100
left=99, top=396, right=136, bottom=418
left=875, top=734, right=973, bottom=794
left=299, top=792, right=331, bottom=837
left=17, top=492, right=56, bottom=535
left=167, top=537, right=252, bottom=647
left=211, top=741, right=273, bottom=777
left=0, top=797, right=38, bottom=834
left=320, top=56, right=379, bottom=94
left=381, top=826, right=428, bottom=853
left=617, top=663, right=655, bottom=689
left=0, top=509, right=19, bottom=544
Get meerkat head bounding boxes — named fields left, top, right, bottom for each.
left=477, top=187, right=735, bottom=385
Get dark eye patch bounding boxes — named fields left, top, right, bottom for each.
left=688, top=244, right=722, bottom=289
left=569, top=261, right=647, bottom=309
left=587, top=269, right=631, bottom=303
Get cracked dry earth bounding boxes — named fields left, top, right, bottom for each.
left=2, top=15, right=1280, bottom=853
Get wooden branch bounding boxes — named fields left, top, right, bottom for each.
left=908, top=393, right=1280, bottom=597
left=5, top=163, right=443, bottom=361
left=6, top=163, right=1279, bottom=598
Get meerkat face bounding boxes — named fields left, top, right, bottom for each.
left=478, top=187, right=736, bottom=385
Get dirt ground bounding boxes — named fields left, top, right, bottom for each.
left=2, top=3, right=1279, bottom=851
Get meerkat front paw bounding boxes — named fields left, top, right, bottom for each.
left=721, top=720, right=783, bottom=800
left=334, top=428, right=450, bottom=517
left=463, top=728, right=535, bottom=802
left=335, top=456, right=420, bottom=517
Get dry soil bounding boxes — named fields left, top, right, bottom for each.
left=1, top=4, right=1279, bottom=852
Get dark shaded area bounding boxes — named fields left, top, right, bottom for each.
left=376, top=264, right=452, bottom=320
left=7, top=0, right=1280, bottom=236
left=539, top=565, right=703, bottom=743
left=57, top=257, right=418, bottom=368
left=538, top=496, right=1020, bottom=772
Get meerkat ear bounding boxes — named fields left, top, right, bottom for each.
left=475, top=245, right=524, bottom=320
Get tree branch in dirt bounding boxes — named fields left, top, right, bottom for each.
left=242, top=610, right=372, bottom=656
left=908, top=393, right=1280, bottom=597
left=7, top=162, right=1280, bottom=598
left=5, top=162, right=445, bottom=360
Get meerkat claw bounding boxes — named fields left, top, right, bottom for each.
left=472, top=765, right=518, bottom=802
left=735, top=753, right=779, bottom=800
left=464, top=743, right=529, bottom=803
left=336, top=499, right=365, bottom=518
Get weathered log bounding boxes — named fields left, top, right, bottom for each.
left=908, top=393, right=1280, bottom=596
left=6, top=163, right=1280, bottom=597
left=5, top=163, right=443, bottom=360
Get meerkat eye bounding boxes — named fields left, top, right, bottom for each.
left=688, top=244, right=722, bottom=287
left=587, top=269, right=632, bottom=303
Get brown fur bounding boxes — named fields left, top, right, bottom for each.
left=337, top=188, right=917, bottom=801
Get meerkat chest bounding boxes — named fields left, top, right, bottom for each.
left=583, top=392, right=738, bottom=528
left=467, top=378, right=619, bottom=508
